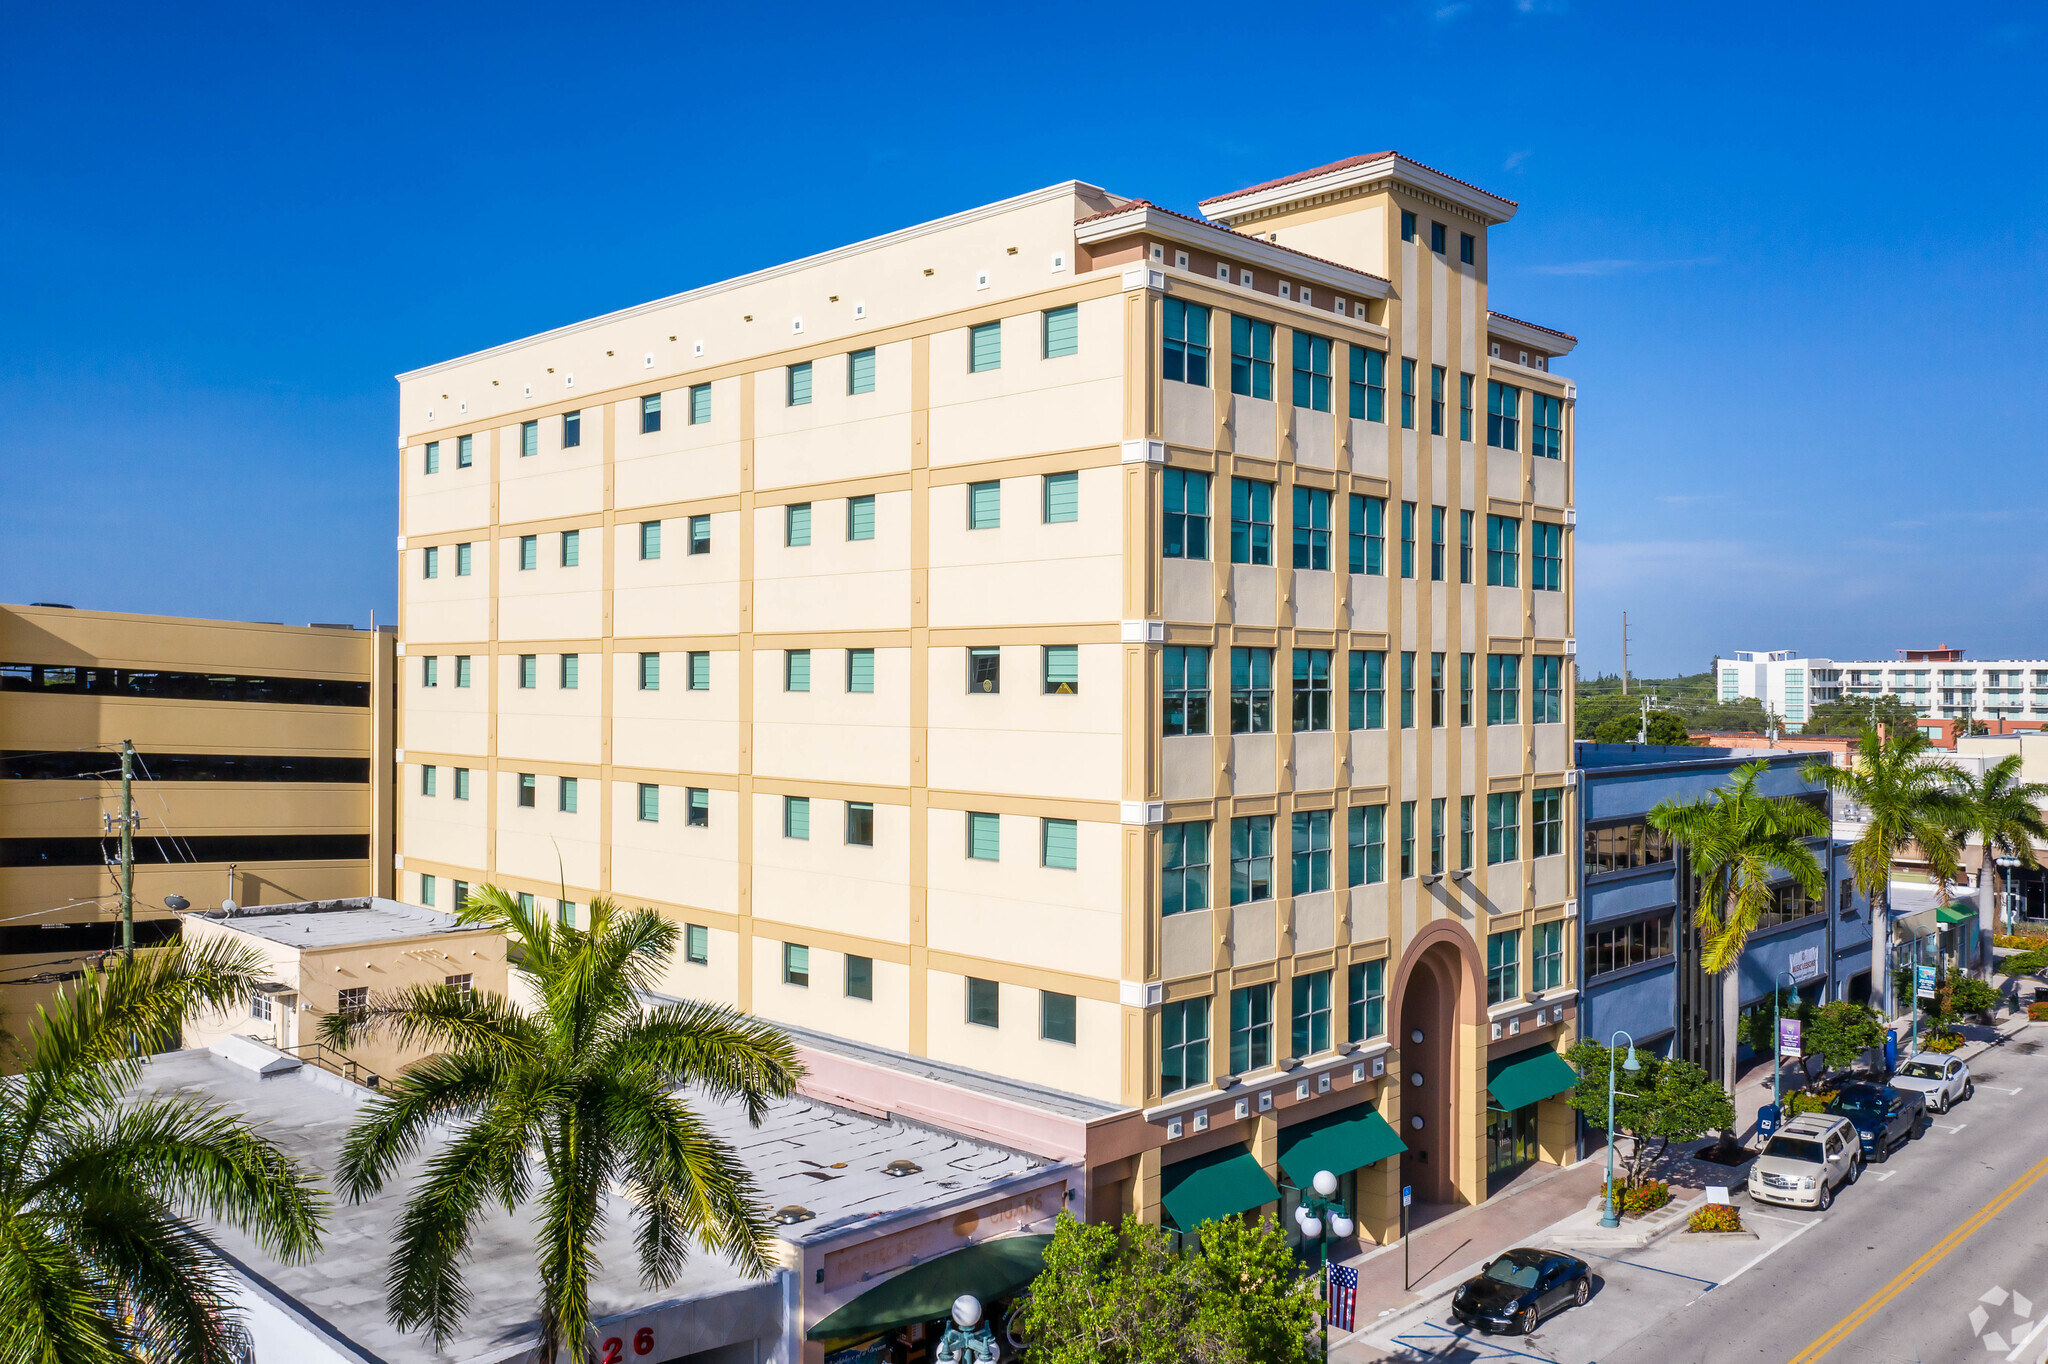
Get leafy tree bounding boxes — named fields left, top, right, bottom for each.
left=1945, top=754, right=2048, bottom=932
left=1190, top=1214, right=1323, bottom=1364
left=1592, top=710, right=1697, bottom=746
left=0, top=940, right=327, bottom=1364
left=1649, top=762, right=1829, bottom=1101
left=1017, top=1212, right=1199, bottom=1364
left=1803, top=1000, right=1888, bottom=1070
left=322, top=888, right=802, bottom=1363
left=1738, top=989, right=1806, bottom=1057
left=1803, top=695, right=1923, bottom=738
left=1805, top=729, right=1968, bottom=1022
left=1021, top=1211, right=1321, bottom=1364
left=1564, top=1042, right=1735, bottom=1187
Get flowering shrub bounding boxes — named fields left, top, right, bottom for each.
left=1996, top=931, right=2048, bottom=949
left=1787, top=1090, right=1834, bottom=1116
left=1687, top=1204, right=1744, bottom=1233
left=1924, top=1030, right=1964, bottom=1053
left=1600, top=1180, right=1672, bottom=1215
left=2029, top=1002, right=2048, bottom=1022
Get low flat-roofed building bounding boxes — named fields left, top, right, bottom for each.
left=150, top=1038, right=1074, bottom=1364
left=0, top=603, right=395, bottom=1052
left=180, top=896, right=509, bottom=1084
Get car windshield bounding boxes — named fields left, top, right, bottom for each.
left=1765, top=1137, right=1825, bottom=1163
left=1483, top=1259, right=1541, bottom=1289
left=1899, top=1062, right=1945, bottom=1079
left=1833, top=1095, right=1888, bottom=1115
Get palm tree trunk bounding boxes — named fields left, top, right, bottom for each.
left=1721, top=968, right=1740, bottom=1137
left=1872, top=881, right=1891, bottom=1025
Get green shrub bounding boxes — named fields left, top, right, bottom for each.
left=1924, top=1030, right=1964, bottom=1053
left=1787, top=1090, right=1833, bottom=1116
left=1600, top=1179, right=1672, bottom=1215
left=1687, top=1204, right=1744, bottom=1233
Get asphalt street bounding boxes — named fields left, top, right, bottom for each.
left=1359, top=1024, right=2048, bottom=1364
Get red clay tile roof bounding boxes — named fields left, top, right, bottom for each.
left=1487, top=310, right=1579, bottom=344
left=1202, top=151, right=1518, bottom=210
left=1073, top=199, right=1391, bottom=286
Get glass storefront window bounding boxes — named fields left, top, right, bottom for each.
left=1485, top=1104, right=1537, bottom=1185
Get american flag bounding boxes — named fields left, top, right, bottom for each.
left=1327, top=1262, right=1359, bottom=1333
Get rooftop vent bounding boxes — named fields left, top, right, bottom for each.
left=884, top=1160, right=922, bottom=1179
left=772, top=1205, right=815, bottom=1225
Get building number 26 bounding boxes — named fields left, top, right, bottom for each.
left=599, top=1328, right=657, bottom=1362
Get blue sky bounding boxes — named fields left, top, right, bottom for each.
left=5, top=2, right=2043, bottom=676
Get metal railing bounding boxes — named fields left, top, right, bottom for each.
left=285, top=1042, right=382, bottom=1089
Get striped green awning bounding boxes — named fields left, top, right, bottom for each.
left=1160, top=1146, right=1279, bottom=1232
left=1487, top=1048, right=1579, bottom=1113
left=1278, top=1106, right=1407, bottom=1187
left=1937, top=902, right=1977, bottom=925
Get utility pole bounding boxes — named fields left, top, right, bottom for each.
left=118, top=739, right=136, bottom=958
left=1621, top=612, right=1630, bottom=696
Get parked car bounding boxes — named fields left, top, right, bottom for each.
left=1890, top=1053, right=1973, bottom=1113
left=1828, top=1082, right=1927, bottom=1161
left=1748, top=1113, right=1862, bottom=1209
left=1450, top=1248, right=1592, bottom=1335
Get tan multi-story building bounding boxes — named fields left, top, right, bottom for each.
left=0, top=604, right=396, bottom=1050
left=393, top=151, right=1579, bottom=1238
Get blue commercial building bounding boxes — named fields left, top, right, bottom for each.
left=1574, top=743, right=1872, bottom=1078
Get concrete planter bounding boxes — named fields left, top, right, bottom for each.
left=1682, top=1229, right=1759, bottom=1241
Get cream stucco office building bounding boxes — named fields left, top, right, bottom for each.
left=393, top=151, right=1580, bottom=1234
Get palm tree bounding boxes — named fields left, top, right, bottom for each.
left=1804, top=727, right=1967, bottom=1021
left=0, top=939, right=328, bottom=1364
left=1944, top=753, right=2048, bottom=934
left=321, top=887, right=803, bottom=1363
left=1648, top=761, right=1829, bottom=1103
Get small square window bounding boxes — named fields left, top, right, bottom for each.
left=457, top=434, right=473, bottom=468
left=638, top=783, right=659, bottom=821
left=787, top=361, right=813, bottom=406
left=559, top=653, right=579, bottom=689
left=559, top=776, right=578, bottom=813
left=518, top=654, right=537, bottom=689
left=967, top=811, right=1000, bottom=861
left=1042, top=817, right=1078, bottom=870
left=560, top=529, right=579, bottom=567
left=1430, top=221, right=1447, bottom=254
left=423, top=546, right=439, bottom=579
left=562, top=410, right=581, bottom=447
left=639, top=652, right=660, bottom=690
left=639, top=521, right=661, bottom=560
left=688, top=383, right=712, bottom=424
left=688, top=514, right=711, bottom=554
left=967, top=481, right=1000, bottom=530
left=422, top=656, right=439, bottom=687
left=1041, top=990, right=1076, bottom=1045
left=455, top=543, right=473, bottom=576
left=518, top=535, right=537, bottom=571
left=845, top=801, right=875, bottom=846
left=847, top=494, right=876, bottom=541
left=687, top=787, right=709, bottom=827
left=1043, top=304, right=1078, bottom=359
left=1043, top=644, right=1079, bottom=694
left=847, top=647, right=875, bottom=693
left=1400, top=210, right=1417, bottom=242
left=967, top=977, right=1000, bottom=1028
left=1240, top=268, right=1254, bottom=286
left=786, top=503, right=812, bottom=547
left=1042, top=471, right=1078, bottom=524
left=1460, top=232, right=1475, bottom=265
left=969, top=320, right=1002, bottom=372
left=784, top=943, right=810, bottom=988
left=424, top=440, right=440, bottom=474
left=685, top=924, right=709, bottom=964
left=454, top=768, right=471, bottom=800
left=786, top=649, right=811, bottom=692
left=520, top=420, right=538, bottom=457
left=518, top=773, right=536, bottom=808
left=688, top=651, right=710, bottom=690
left=848, top=348, right=876, bottom=395
left=846, top=954, right=874, bottom=1000
left=641, top=393, right=662, bottom=433
left=784, top=795, right=810, bottom=839
left=968, top=646, right=1000, bottom=694
left=420, top=764, right=437, bottom=796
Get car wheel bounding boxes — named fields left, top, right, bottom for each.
left=1574, top=1277, right=1590, bottom=1308
left=1932, top=1094, right=1948, bottom=1115
left=1965, top=1081, right=1975, bottom=1101
left=1913, top=1114, right=1927, bottom=1139
left=1847, top=1155, right=1863, bottom=1184
left=1874, top=1138, right=1889, bottom=1163
left=1818, top=1182, right=1834, bottom=1211
left=1521, top=1307, right=1540, bottom=1335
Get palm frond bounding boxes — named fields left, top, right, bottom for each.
left=318, top=979, right=543, bottom=1062
left=64, top=1196, right=251, bottom=1364
left=333, top=1050, right=532, bottom=1203
left=0, top=1212, right=129, bottom=1364
left=601, top=1076, right=778, bottom=1283
left=604, top=1001, right=804, bottom=1124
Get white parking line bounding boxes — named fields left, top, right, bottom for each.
left=2007, top=1312, right=2048, bottom=1362
left=1982, top=1085, right=2024, bottom=1095
left=1875, top=1170, right=1898, bottom=1181
left=1717, top=1215, right=1824, bottom=1292
left=1940, top=1123, right=1969, bottom=1134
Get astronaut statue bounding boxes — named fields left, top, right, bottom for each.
left=934, top=1294, right=1000, bottom=1364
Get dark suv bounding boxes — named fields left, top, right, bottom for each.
left=1827, top=1082, right=1926, bottom=1161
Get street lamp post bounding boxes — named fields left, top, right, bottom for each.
left=1772, top=969, right=1799, bottom=1115
left=1599, top=1031, right=1643, bottom=1229
left=1295, top=1169, right=1355, bottom=1359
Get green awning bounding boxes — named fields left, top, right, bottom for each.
left=1937, top=902, right=1977, bottom=925
left=1487, top=1048, right=1578, bottom=1113
left=805, top=1234, right=1052, bottom=1342
left=1160, top=1146, right=1279, bottom=1232
left=1278, top=1106, right=1407, bottom=1187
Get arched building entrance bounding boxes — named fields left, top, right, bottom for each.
left=1393, top=924, right=1485, bottom=1207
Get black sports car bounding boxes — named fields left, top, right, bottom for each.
left=1448, top=1248, right=1592, bottom=1335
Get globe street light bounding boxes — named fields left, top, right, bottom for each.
left=1295, top=1168, right=1355, bottom=1358
left=1598, top=1031, right=1642, bottom=1229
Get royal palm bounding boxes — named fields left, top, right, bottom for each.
left=1943, top=753, right=2048, bottom=933
left=1648, top=760, right=1828, bottom=1100
left=1804, top=727, right=1965, bottom=1019
left=0, top=940, right=326, bottom=1364
left=322, top=887, right=803, bottom=1363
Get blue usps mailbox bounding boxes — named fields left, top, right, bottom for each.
left=1757, top=1102, right=1781, bottom=1141
left=1884, top=1027, right=1898, bottom=1073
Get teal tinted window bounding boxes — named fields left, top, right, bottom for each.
left=638, top=783, right=659, bottom=821
left=786, top=503, right=811, bottom=546
left=1043, top=304, right=1078, bottom=358
left=640, top=521, right=661, bottom=560
left=1044, top=645, right=1079, bottom=694
left=848, top=348, right=876, bottom=394
left=788, top=361, right=813, bottom=406
left=786, top=650, right=811, bottom=692
left=689, top=383, right=711, bottom=424
left=1042, top=471, right=1078, bottom=524
left=968, top=480, right=1000, bottom=529
left=969, top=320, right=1002, bottom=372
left=1042, top=817, right=1078, bottom=870
left=784, top=795, right=811, bottom=839
left=847, top=648, right=875, bottom=693
left=967, top=811, right=1000, bottom=860
left=848, top=494, right=876, bottom=541
left=639, top=653, right=660, bottom=690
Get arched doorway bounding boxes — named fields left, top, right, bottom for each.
left=1394, top=932, right=1479, bottom=1206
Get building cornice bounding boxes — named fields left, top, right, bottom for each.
left=1074, top=204, right=1392, bottom=300
left=1487, top=311, right=1578, bottom=357
left=1198, top=153, right=1518, bottom=229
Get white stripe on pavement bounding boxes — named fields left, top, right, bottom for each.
left=1718, top=1215, right=1824, bottom=1292
left=2006, top=1311, right=2048, bottom=1362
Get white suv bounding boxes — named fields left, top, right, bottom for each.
left=1890, top=1054, right=1973, bottom=1113
left=1749, top=1113, right=1861, bottom=1210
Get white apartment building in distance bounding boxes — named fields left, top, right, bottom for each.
left=1721, top=646, right=2048, bottom=729
left=394, top=152, right=1579, bottom=1239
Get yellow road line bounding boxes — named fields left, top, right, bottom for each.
left=1788, top=1150, right=2048, bottom=1364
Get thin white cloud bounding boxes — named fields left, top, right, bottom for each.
left=1503, top=150, right=1533, bottom=171
left=1528, top=256, right=1719, bottom=277
left=1433, top=2, right=1470, bottom=19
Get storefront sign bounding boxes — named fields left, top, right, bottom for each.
left=1788, top=946, right=1821, bottom=984
left=1778, top=1019, right=1803, bottom=1058
left=821, top=1181, right=1067, bottom=1293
